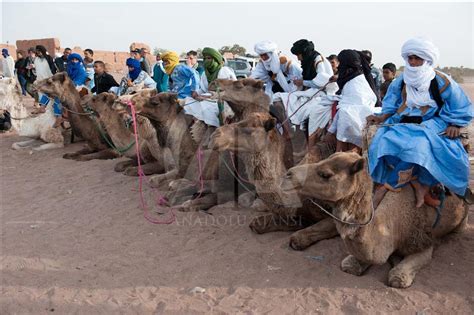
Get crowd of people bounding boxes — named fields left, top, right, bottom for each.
left=1, top=36, right=472, bottom=209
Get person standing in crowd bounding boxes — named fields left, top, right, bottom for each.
left=14, top=50, right=28, bottom=95
left=162, top=51, right=199, bottom=99
left=83, top=48, right=95, bottom=89
left=66, top=53, right=87, bottom=87
left=111, top=58, right=156, bottom=95
left=327, top=54, right=339, bottom=75
left=54, top=47, right=71, bottom=72
left=151, top=52, right=169, bottom=93
left=139, top=48, right=151, bottom=75
left=1, top=49, right=15, bottom=78
left=186, top=50, right=204, bottom=76
left=380, top=62, right=397, bottom=99
left=91, top=61, right=119, bottom=94
left=24, top=47, right=38, bottom=102
left=361, top=49, right=382, bottom=97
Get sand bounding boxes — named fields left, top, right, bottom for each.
left=1, top=85, right=474, bottom=314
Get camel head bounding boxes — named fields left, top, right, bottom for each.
left=281, top=152, right=369, bottom=203
left=209, top=78, right=270, bottom=119
left=34, top=72, right=74, bottom=100
left=88, top=92, right=117, bottom=117
left=113, top=88, right=158, bottom=113
left=209, top=112, right=277, bottom=153
left=139, top=92, right=180, bottom=124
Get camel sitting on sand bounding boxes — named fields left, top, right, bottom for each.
left=87, top=90, right=174, bottom=176
left=209, top=111, right=339, bottom=250
left=34, top=73, right=119, bottom=161
left=281, top=152, right=468, bottom=288
left=0, top=77, right=64, bottom=150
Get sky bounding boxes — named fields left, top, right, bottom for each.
left=1, top=1, right=473, bottom=68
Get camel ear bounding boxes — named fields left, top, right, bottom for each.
left=55, top=72, right=66, bottom=83
left=168, top=93, right=178, bottom=104
left=233, top=80, right=244, bottom=89
left=252, top=80, right=264, bottom=90
left=350, top=158, right=365, bottom=175
left=263, top=117, right=276, bottom=132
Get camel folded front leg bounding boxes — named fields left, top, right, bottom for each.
left=63, top=146, right=96, bottom=159
left=114, top=158, right=138, bottom=172
left=73, top=149, right=120, bottom=161
left=33, top=142, right=64, bottom=151
left=388, top=246, right=433, bottom=288
left=341, top=255, right=371, bottom=276
left=12, top=139, right=37, bottom=150
left=123, top=161, right=165, bottom=176
left=178, top=193, right=218, bottom=212
left=249, top=213, right=305, bottom=234
left=289, top=218, right=338, bottom=250
left=149, top=169, right=179, bottom=187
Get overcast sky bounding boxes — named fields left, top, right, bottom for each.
left=1, top=1, right=473, bottom=67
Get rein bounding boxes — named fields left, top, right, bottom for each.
left=308, top=198, right=375, bottom=226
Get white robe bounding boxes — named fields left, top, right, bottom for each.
left=327, top=74, right=378, bottom=147
left=1, top=56, right=15, bottom=78
left=34, top=58, right=53, bottom=80
left=274, top=55, right=338, bottom=133
left=184, top=66, right=236, bottom=127
left=250, top=58, right=302, bottom=99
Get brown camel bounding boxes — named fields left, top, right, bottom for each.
left=34, top=73, right=119, bottom=161
left=87, top=91, right=171, bottom=176
left=209, top=111, right=339, bottom=250
left=281, top=152, right=468, bottom=288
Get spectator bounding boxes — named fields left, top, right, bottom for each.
left=327, top=54, right=339, bottom=75
left=1, top=49, right=15, bottom=78
left=54, top=47, right=71, bottom=72
left=32, top=45, right=61, bottom=127
left=91, top=61, right=119, bottom=94
left=15, top=50, right=28, bottom=95
left=186, top=50, right=204, bottom=76
left=66, top=53, right=87, bottom=87
left=83, top=48, right=95, bottom=89
left=111, top=58, right=156, bottom=95
left=24, top=47, right=38, bottom=102
left=361, top=50, right=382, bottom=96
left=139, top=48, right=151, bottom=75
left=380, top=62, right=397, bottom=99
left=151, top=53, right=169, bottom=92
left=162, top=51, right=199, bottom=99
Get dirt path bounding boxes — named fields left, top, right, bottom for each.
left=1, top=87, right=474, bottom=314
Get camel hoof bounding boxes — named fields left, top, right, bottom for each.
left=289, top=233, right=311, bottom=251
left=249, top=215, right=271, bottom=234
left=12, top=143, right=22, bottom=150
left=388, top=268, right=414, bottom=288
left=114, top=161, right=131, bottom=172
left=150, top=174, right=167, bottom=188
left=123, top=167, right=139, bottom=176
left=341, top=255, right=366, bottom=276
left=63, top=153, right=78, bottom=159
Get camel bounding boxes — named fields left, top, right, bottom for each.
left=209, top=111, right=339, bottom=250
left=34, top=72, right=119, bottom=161
left=87, top=90, right=172, bottom=175
left=0, top=77, right=64, bottom=150
left=281, top=152, right=468, bottom=288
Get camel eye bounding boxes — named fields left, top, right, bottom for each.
left=318, top=171, right=332, bottom=180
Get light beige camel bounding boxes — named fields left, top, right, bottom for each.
left=281, top=152, right=468, bottom=288
left=209, top=111, right=339, bottom=250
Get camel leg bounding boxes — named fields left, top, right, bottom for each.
left=289, top=218, right=338, bottom=250
left=150, top=169, right=179, bottom=187
left=12, top=139, right=37, bottom=150
left=388, top=246, right=433, bottom=288
left=63, top=147, right=96, bottom=159
left=249, top=213, right=304, bottom=234
left=114, top=158, right=138, bottom=172
left=74, top=149, right=120, bottom=161
left=33, top=142, right=64, bottom=151
left=123, top=161, right=165, bottom=176
left=341, top=255, right=371, bottom=276
left=178, top=193, right=218, bottom=212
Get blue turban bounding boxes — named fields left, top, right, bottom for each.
left=2, top=49, right=9, bottom=57
left=126, top=58, right=142, bottom=81
left=66, top=53, right=87, bottom=86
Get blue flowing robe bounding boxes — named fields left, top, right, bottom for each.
left=170, top=64, right=199, bottom=99
left=369, top=72, right=473, bottom=195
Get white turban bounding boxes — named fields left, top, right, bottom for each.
left=401, top=37, right=440, bottom=66
left=254, top=40, right=278, bottom=55
left=254, top=40, right=291, bottom=93
left=401, top=37, right=440, bottom=109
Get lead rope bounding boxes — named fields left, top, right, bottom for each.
left=125, top=100, right=176, bottom=224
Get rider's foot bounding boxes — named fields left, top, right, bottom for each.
left=411, top=181, right=430, bottom=208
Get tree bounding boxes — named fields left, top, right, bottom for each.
left=219, top=44, right=246, bottom=56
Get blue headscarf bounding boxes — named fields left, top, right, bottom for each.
left=126, top=58, right=142, bottom=81
left=2, top=49, right=9, bottom=57
left=66, top=53, right=87, bottom=86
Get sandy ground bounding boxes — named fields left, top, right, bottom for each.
left=1, top=85, right=474, bottom=314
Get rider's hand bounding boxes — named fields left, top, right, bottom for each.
left=445, top=125, right=461, bottom=139
left=127, top=79, right=133, bottom=87
left=293, top=79, right=303, bottom=87
left=329, top=75, right=338, bottom=83
left=192, top=91, right=199, bottom=99
left=366, top=115, right=384, bottom=125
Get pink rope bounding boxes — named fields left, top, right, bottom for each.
left=125, top=100, right=175, bottom=224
